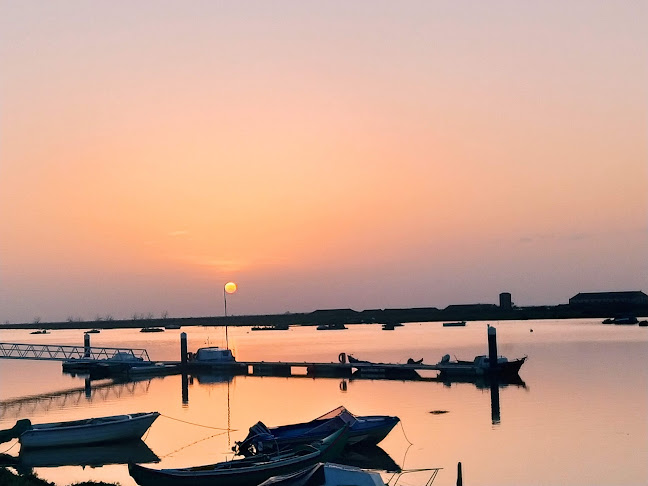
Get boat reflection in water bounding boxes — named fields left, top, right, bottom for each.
left=5, top=440, right=159, bottom=475
left=335, top=444, right=401, bottom=473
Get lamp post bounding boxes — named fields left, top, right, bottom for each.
left=223, top=282, right=237, bottom=349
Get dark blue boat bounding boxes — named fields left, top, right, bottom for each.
left=234, top=407, right=399, bottom=457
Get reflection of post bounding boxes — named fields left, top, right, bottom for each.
left=84, top=378, right=92, bottom=399
left=490, top=380, right=501, bottom=424
left=182, top=373, right=189, bottom=405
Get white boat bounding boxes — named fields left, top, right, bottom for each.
left=259, top=462, right=387, bottom=486
left=18, top=412, right=159, bottom=449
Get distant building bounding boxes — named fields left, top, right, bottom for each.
left=499, top=292, right=512, bottom=309
left=569, top=291, right=648, bottom=306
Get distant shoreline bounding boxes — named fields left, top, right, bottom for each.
left=2, top=303, right=646, bottom=330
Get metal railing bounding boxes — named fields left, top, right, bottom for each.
left=0, top=343, right=150, bottom=362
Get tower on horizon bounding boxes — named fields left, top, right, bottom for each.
left=499, top=292, right=512, bottom=309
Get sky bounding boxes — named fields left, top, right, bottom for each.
left=1, top=1, right=646, bottom=324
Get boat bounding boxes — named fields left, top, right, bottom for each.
left=252, top=324, right=290, bottom=331
left=140, top=327, right=165, bottom=333
left=164, top=324, right=181, bottom=330
left=126, top=362, right=180, bottom=377
left=316, top=323, right=347, bottom=330
left=128, top=427, right=349, bottom=486
left=639, top=320, right=648, bottom=327
left=442, top=321, right=466, bottom=327
left=602, top=316, right=638, bottom=325
left=233, top=406, right=399, bottom=457
left=435, top=354, right=526, bottom=378
left=29, top=329, right=49, bottom=334
left=15, top=412, right=159, bottom=449
left=189, top=346, right=248, bottom=373
left=85, top=329, right=101, bottom=334
left=381, top=323, right=395, bottom=331
left=258, top=462, right=387, bottom=486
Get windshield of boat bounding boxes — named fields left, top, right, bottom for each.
left=314, top=406, right=357, bottom=425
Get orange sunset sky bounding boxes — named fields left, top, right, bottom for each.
left=1, top=1, right=646, bottom=323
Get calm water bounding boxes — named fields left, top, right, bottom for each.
left=1, top=319, right=647, bottom=486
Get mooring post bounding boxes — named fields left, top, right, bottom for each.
left=84, top=332, right=90, bottom=358
left=457, top=461, right=463, bottom=486
left=180, top=332, right=188, bottom=366
left=488, top=325, right=498, bottom=370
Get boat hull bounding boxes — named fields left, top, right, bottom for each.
left=19, top=412, right=159, bottom=449
left=437, top=357, right=526, bottom=378
left=129, top=427, right=349, bottom=486
left=235, top=408, right=398, bottom=457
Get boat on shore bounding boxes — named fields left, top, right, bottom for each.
left=129, top=427, right=349, bottom=486
left=5, top=412, right=159, bottom=449
left=435, top=354, right=526, bottom=378
left=234, top=407, right=399, bottom=457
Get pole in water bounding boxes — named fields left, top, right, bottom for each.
left=180, top=332, right=188, bottom=366
left=488, top=325, right=498, bottom=370
left=84, top=333, right=90, bottom=358
left=457, top=461, right=463, bottom=486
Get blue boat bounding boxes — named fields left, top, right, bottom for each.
left=234, top=407, right=399, bottom=457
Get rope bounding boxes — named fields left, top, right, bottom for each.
left=161, top=430, right=229, bottom=458
left=399, top=420, right=413, bottom=445
left=0, top=439, right=19, bottom=454
left=160, top=413, right=237, bottom=431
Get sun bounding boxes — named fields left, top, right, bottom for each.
left=224, top=282, right=237, bottom=294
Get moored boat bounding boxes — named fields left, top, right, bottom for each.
left=189, top=346, right=248, bottom=373
left=129, top=427, right=349, bottom=486
left=316, top=323, right=347, bottom=330
left=234, top=406, right=398, bottom=457
left=140, top=327, right=165, bottom=333
left=17, top=412, right=160, bottom=449
left=442, top=321, right=466, bottom=327
left=435, top=354, right=526, bottom=378
left=258, top=462, right=387, bottom=486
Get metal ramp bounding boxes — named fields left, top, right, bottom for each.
left=0, top=343, right=150, bottom=362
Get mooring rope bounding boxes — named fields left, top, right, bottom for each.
left=399, top=420, right=413, bottom=445
left=160, top=413, right=237, bottom=431
left=160, top=430, right=230, bottom=458
left=0, top=439, right=19, bottom=454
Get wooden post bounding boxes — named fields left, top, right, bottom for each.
left=457, top=461, right=463, bottom=486
left=180, top=332, right=188, bottom=366
left=488, top=325, right=498, bottom=370
left=84, top=332, right=90, bottom=358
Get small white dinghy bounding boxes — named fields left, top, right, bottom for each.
left=259, top=462, right=387, bottom=486
left=17, top=411, right=159, bottom=449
